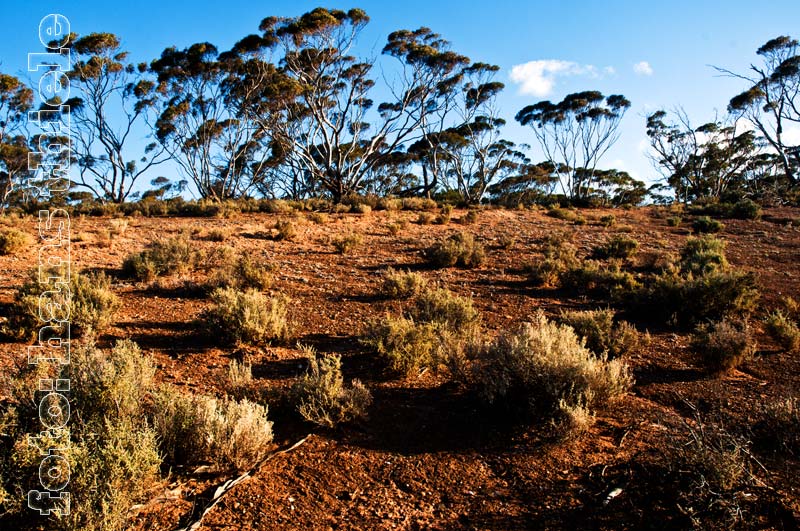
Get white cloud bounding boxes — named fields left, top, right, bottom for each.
left=782, top=124, right=800, bottom=145
left=509, top=59, right=613, bottom=97
left=633, top=61, right=653, bottom=76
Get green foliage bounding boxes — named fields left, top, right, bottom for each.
left=692, top=319, right=756, bottom=373
left=207, top=254, right=274, bottom=291
left=411, top=288, right=479, bottom=331
left=599, top=214, right=616, bottom=227
left=402, top=197, right=438, bottom=211
left=0, top=229, right=32, bottom=255
left=1, top=339, right=161, bottom=531
left=425, top=232, right=485, bottom=268
left=292, top=346, right=372, bottom=427
left=6, top=269, right=119, bottom=339
left=204, top=288, right=290, bottom=345
left=765, top=310, right=800, bottom=351
left=731, top=198, right=762, bottom=220
left=680, top=235, right=728, bottom=276
left=122, top=234, right=194, bottom=280
left=558, top=309, right=641, bottom=358
left=474, top=311, right=632, bottom=426
left=332, top=232, right=363, bottom=254
left=366, top=317, right=442, bottom=376
left=560, top=261, right=639, bottom=298
left=593, top=234, right=639, bottom=259
left=524, top=233, right=579, bottom=287
left=692, top=216, right=724, bottom=234
left=151, top=386, right=274, bottom=472
left=380, top=268, right=429, bottom=299
left=666, top=216, right=682, bottom=227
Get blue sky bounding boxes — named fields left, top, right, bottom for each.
left=2, top=0, right=799, bottom=196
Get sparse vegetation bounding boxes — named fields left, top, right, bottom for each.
left=692, top=216, right=724, bottom=234
left=558, top=309, right=641, bottom=358
left=593, top=234, right=639, bottom=259
left=332, top=232, right=363, bottom=254
left=380, top=268, right=429, bottom=299
left=425, top=232, right=485, bottom=268
left=122, top=234, right=195, bottom=280
left=474, top=311, right=632, bottom=428
left=274, top=219, right=297, bottom=241
left=692, top=318, right=756, bottom=373
left=0, top=228, right=32, bottom=255
left=411, top=288, right=479, bottom=331
left=204, top=288, right=290, bottom=345
left=764, top=310, right=800, bottom=351
left=292, top=346, right=372, bottom=427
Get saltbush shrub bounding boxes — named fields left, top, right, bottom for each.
left=380, top=268, right=429, bottom=299
left=764, top=310, right=800, bottom=352
left=204, top=287, right=290, bottom=345
left=524, top=234, right=579, bottom=287
left=593, top=234, right=639, bottom=259
left=730, top=198, right=762, bottom=220
left=411, top=288, right=479, bottom=331
left=274, top=219, right=297, bottom=241
left=474, top=311, right=632, bottom=427
left=0, top=228, right=32, bottom=255
left=692, top=318, right=756, bottom=373
left=692, top=216, right=724, bottom=234
left=6, top=268, right=119, bottom=339
left=292, top=346, right=372, bottom=427
left=425, top=232, right=485, bottom=268
left=366, top=317, right=442, bottom=376
left=558, top=309, right=641, bottom=358
left=680, top=235, right=728, bottom=276
left=122, top=234, right=194, bottom=280
left=332, top=232, right=363, bottom=254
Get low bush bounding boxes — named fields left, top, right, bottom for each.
left=411, top=288, right=479, bottom=331
left=122, top=234, right=194, bottom=280
left=764, top=310, right=800, bottom=351
left=204, top=288, right=290, bottom=345
left=402, top=197, right=438, bottom=211
left=1, top=338, right=161, bottom=531
left=425, top=232, right=485, bottom=268
left=208, top=254, right=274, bottom=291
left=547, top=207, right=581, bottom=222
left=0, top=228, right=32, bottom=255
left=416, top=211, right=435, bottom=224
left=558, top=309, right=641, bottom=358
left=307, top=212, right=329, bottom=224
left=292, top=346, right=372, bottom=427
left=274, top=219, right=297, bottom=241
left=365, top=316, right=442, bottom=376
left=524, top=234, right=579, bottom=287
left=599, top=214, right=616, bottom=227
left=666, top=216, right=682, bottom=227
left=593, top=234, right=639, bottom=259
left=353, top=203, right=372, bottom=215
left=332, top=232, right=363, bottom=254
left=380, top=268, right=429, bottom=299
left=680, top=235, right=728, bottom=276
left=227, top=357, right=253, bottom=399
left=730, top=198, right=762, bottom=220
left=460, top=209, right=479, bottom=225
left=203, top=227, right=232, bottom=242
left=560, top=261, right=638, bottom=298
left=692, top=318, right=756, bottom=373
left=6, top=268, right=119, bottom=339
left=755, top=398, right=799, bottom=456
left=692, top=216, right=724, bottom=234
left=434, top=204, right=453, bottom=225
left=474, top=311, right=632, bottom=427
left=386, top=219, right=409, bottom=235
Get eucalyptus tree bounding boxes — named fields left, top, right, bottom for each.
left=150, top=40, right=298, bottom=200
left=233, top=9, right=474, bottom=202
left=60, top=33, right=168, bottom=203
left=0, top=73, right=34, bottom=209
left=515, top=91, right=631, bottom=202
left=647, top=109, right=765, bottom=202
left=718, top=36, right=800, bottom=185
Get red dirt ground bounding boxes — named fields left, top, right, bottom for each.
left=1, top=205, right=799, bottom=530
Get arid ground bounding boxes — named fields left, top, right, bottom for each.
left=1, top=205, right=799, bottom=530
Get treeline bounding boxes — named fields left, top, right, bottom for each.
left=0, top=8, right=798, bottom=209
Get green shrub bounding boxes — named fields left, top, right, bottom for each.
left=593, top=234, right=639, bottom=259
left=558, top=309, right=641, bottom=358
left=353, top=203, right=372, bottom=215
left=692, top=319, right=756, bottom=373
left=6, top=269, right=119, bottom=339
left=204, top=288, right=290, bottom=345
left=2, top=339, right=161, bottom=531
left=434, top=204, right=453, bottom=224
left=560, top=261, right=639, bottom=298
left=274, top=219, right=297, bottom=241
left=524, top=234, right=579, bottom=287
left=151, top=387, right=273, bottom=472
left=764, top=310, right=800, bottom=351
left=386, top=219, right=409, bottom=235
left=292, top=346, right=372, bottom=427
left=208, top=254, right=274, bottom=291
left=680, top=235, right=728, bottom=276
left=416, top=211, right=435, bottom=225
left=599, top=214, right=616, bottom=227
left=402, top=197, right=438, bottom=211
left=122, top=234, right=194, bottom=280
left=0, top=228, right=33, bottom=255
left=730, top=199, right=762, bottom=220
left=307, top=211, right=329, bottom=224
left=425, top=232, right=485, bottom=268
left=692, top=216, right=724, bottom=234
left=460, top=209, right=480, bottom=225
left=332, top=232, right=363, bottom=254
left=547, top=207, right=580, bottom=222
left=376, top=197, right=403, bottom=211
left=628, top=269, right=758, bottom=328
left=380, top=268, right=429, bottom=299
left=227, top=357, right=253, bottom=398
left=475, top=311, right=632, bottom=426
left=365, top=317, right=442, bottom=376
left=666, top=216, right=682, bottom=227
left=412, top=288, right=479, bottom=331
